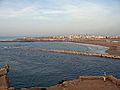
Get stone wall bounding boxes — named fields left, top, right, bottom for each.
left=0, top=65, right=9, bottom=90
left=107, top=75, right=120, bottom=86
left=80, top=75, right=120, bottom=86
left=0, top=65, right=15, bottom=90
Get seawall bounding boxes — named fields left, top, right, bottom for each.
left=35, top=48, right=120, bottom=60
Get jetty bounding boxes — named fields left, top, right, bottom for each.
left=24, top=48, right=120, bottom=60
left=46, top=49, right=120, bottom=59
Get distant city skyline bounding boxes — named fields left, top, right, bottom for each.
left=0, top=0, right=120, bottom=36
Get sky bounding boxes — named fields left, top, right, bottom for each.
left=0, top=0, right=120, bottom=36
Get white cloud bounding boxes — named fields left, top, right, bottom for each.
left=61, top=3, right=112, bottom=21
left=0, top=7, right=38, bottom=17
left=0, top=6, right=65, bottom=20
left=0, top=1, right=118, bottom=21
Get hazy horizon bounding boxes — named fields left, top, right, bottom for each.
left=0, top=0, right=120, bottom=36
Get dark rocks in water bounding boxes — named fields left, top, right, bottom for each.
left=58, top=80, right=66, bottom=84
left=21, top=87, right=47, bottom=90
left=41, top=88, right=47, bottom=90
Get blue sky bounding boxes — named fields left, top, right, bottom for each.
left=0, top=0, right=120, bottom=36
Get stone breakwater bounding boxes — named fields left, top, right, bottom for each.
left=2, top=46, right=120, bottom=60
left=27, top=48, right=120, bottom=60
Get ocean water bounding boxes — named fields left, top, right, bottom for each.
left=0, top=40, right=120, bottom=89
left=0, top=36, right=23, bottom=41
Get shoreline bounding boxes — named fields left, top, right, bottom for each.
left=0, top=40, right=120, bottom=59
left=64, top=40, right=120, bottom=56
left=0, top=35, right=120, bottom=59
left=64, top=42, right=109, bottom=54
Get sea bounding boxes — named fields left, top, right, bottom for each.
left=0, top=36, right=120, bottom=89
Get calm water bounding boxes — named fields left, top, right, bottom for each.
left=0, top=36, right=24, bottom=41
left=0, top=41, right=120, bottom=89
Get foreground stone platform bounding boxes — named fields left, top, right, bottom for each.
left=48, top=78, right=120, bottom=90
left=0, top=65, right=120, bottom=90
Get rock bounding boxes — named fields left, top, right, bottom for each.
left=0, top=65, right=10, bottom=89
left=8, top=87, right=16, bottom=90
left=21, top=88, right=30, bottom=90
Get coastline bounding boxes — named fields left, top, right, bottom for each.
left=0, top=35, right=120, bottom=59
left=67, top=40, right=120, bottom=56
left=65, top=42, right=109, bottom=54
left=0, top=36, right=120, bottom=90
left=0, top=41, right=119, bottom=59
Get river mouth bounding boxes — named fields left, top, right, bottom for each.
left=0, top=42, right=119, bottom=89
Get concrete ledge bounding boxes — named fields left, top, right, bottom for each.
left=107, top=75, right=120, bottom=86
left=80, top=76, right=104, bottom=80
left=80, top=75, right=120, bottom=86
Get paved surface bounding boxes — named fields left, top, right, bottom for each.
left=48, top=79, right=120, bottom=90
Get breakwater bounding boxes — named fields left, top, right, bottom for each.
left=17, top=47, right=120, bottom=59
left=35, top=48, right=120, bottom=60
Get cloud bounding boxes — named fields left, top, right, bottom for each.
left=0, top=0, right=117, bottom=21
left=0, top=7, right=37, bottom=17
left=0, top=5, right=66, bottom=20
left=0, top=0, right=120, bottom=36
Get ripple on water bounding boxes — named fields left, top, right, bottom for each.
left=0, top=42, right=119, bottom=89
